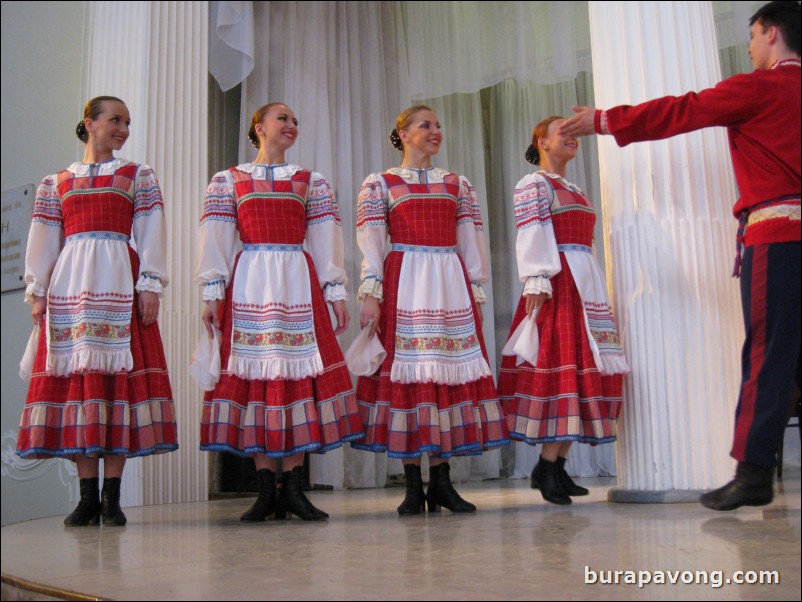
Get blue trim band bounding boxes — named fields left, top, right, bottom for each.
left=242, top=243, right=303, bottom=252
left=558, top=243, right=592, bottom=254
left=391, top=243, right=456, bottom=254
left=66, top=231, right=130, bottom=243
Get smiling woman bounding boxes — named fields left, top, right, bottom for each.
left=16, top=95, right=179, bottom=527
left=195, top=102, right=363, bottom=522
left=353, top=104, right=510, bottom=516
left=498, top=115, right=629, bottom=506
left=75, top=96, right=130, bottom=151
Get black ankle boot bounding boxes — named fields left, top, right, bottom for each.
left=279, top=466, right=328, bottom=521
left=241, top=469, right=285, bottom=522
left=101, top=477, right=127, bottom=526
left=531, top=456, right=588, bottom=496
left=426, top=463, right=476, bottom=513
left=699, top=461, right=774, bottom=511
left=397, top=464, right=425, bottom=515
left=64, top=477, right=101, bottom=526
left=556, top=456, right=589, bottom=496
left=531, top=457, right=571, bottom=505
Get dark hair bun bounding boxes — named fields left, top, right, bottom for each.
left=525, top=144, right=539, bottom=165
left=76, top=120, right=88, bottom=142
left=389, top=129, right=403, bottom=151
left=248, top=125, right=260, bottom=149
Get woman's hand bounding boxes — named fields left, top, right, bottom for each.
left=31, top=295, right=47, bottom=326
left=360, top=296, right=381, bottom=338
left=525, top=293, right=548, bottom=318
left=202, top=299, right=221, bottom=338
left=138, top=291, right=160, bottom=327
left=331, top=300, right=350, bottom=336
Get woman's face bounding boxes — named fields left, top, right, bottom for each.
left=87, top=100, right=130, bottom=152
left=399, top=110, right=442, bottom=156
left=539, top=118, right=578, bottom=163
left=256, top=104, right=299, bottom=151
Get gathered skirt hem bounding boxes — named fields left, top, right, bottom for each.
left=17, top=442, right=179, bottom=460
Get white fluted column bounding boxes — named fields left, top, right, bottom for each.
left=84, top=1, right=209, bottom=506
left=587, top=1, right=743, bottom=500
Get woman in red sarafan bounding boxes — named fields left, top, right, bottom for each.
left=354, top=105, right=509, bottom=516
left=196, top=102, right=362, bottom=522
left=498, top=116, right=629, bottom=506
left=17, top=96, right=178, bottom=527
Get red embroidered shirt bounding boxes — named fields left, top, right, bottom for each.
left=596, top=60, right=800, bottom=245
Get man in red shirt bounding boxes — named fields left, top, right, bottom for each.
left=561, top=1, right=800, bottom=510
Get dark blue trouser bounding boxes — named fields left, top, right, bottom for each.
left=731, top=241, right=801, bottom=467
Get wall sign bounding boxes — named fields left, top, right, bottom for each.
left=1, top=184, right=35, bottom=293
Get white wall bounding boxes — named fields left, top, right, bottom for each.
left=1, top=1, right=87, bottom=525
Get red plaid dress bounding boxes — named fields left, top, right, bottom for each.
left=197, top=164, right=362, bottom=457
left=354, top=168, right=509, bottom=459
left=498, top=173, right=626, bottom=444
left=17, top=160, right=178, bottom=459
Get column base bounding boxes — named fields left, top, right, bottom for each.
left=608, top=488, right=705, bottom=504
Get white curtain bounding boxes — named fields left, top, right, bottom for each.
left=209, top=0, right=798, bottom=488
left=405, top=1, right=592, bottom=98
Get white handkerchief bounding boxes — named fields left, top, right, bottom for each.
left=501, top=312, right=540, bottom=367
left=19, top=324, right=41, bottom=381
left=189, top=326, right=222, bottom=391
left=344, top=323, right=387, bottom=376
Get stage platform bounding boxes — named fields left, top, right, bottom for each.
left=2, top=475, right=800, bottom=601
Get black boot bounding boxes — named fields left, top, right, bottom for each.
left=397, top=463, right=425, bottom=515
left=64, top=477, right=101, bottom=526
left=699, top=462, right=774, bottom=511
left=531, top=456, right=588, bottom=496
left=241, top=469, right=285, bottom=522
left=556, top=456, right=589, bottom=496
left=426, top=462, right=476, bottom=513
left=279, top=466, right=328, bottom=521
left=531, top=457, right=572, bottom=505
left=100, top=477, right=127, bottom=526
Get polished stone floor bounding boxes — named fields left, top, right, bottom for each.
left=1, top=473, right=800, bottom=601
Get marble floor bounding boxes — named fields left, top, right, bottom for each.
left=1, top=473, right=800, bottom=601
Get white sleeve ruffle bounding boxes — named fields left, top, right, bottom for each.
left=356, top=173, right=388, bottom=302
left=195, top=170, right=239, bottom=300
left=305, top=172, right=349, bottom=302
left=132, top=165, right=169, bottom=295
left=514, top=173, right=561, bottom=297
left=23, top=175, right=64, bottom=304
left=455, top=175, right=489, bottom=303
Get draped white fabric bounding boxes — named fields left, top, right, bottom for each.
left=209, top=0, right=254, bottom=92
left=405, top=1, right=592, bottom=98
left=208, top=1, right=794, bottom=489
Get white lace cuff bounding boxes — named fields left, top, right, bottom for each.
left=202, top=279, right=227, bottom=301
left=24, top=281, right=47, bottom=305
left=471, top=283, right=487, bottom=305
left=357, top=277, right=383, bottom=302
left=324, top=282, right=348, bottom=303
left=135, top=273, right=165, bottom=296
left=523, top=275, right=553, bottom=297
